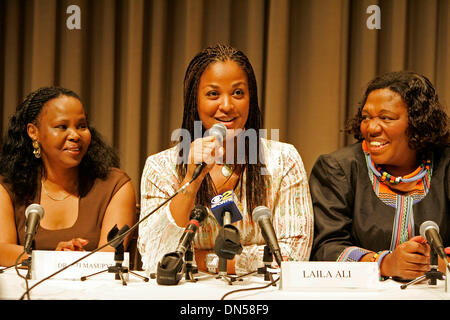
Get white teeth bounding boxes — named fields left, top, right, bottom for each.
left=370, top=141, right=387, bottom=147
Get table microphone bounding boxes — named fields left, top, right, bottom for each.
left=156, top=205, right=208, bottom=285
left=420, top=221, right=449, bottom=270
left=211, top=191, right=243, bottom=275
left=24, top=204, right=45, bottom=254
left=252, top=206, right=283, bottom=267
left=211, top=190, right=243, bottom=226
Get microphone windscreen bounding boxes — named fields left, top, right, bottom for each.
left=214, top=225, right=243, bottom=259
left=420, top=220, right=439, bottom=238
left=190, top=204, right=208, bottom=224
left=208, top=123, right=227, bottom=145
left=252, top=206, right=271, bottom=223
left=25, top=203, right=45, bottom=219
left=211, top=191, right=243, bottom=226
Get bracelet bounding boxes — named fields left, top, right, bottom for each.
left=370, top=251, right=381, bottom=262
left=376, top=250, right=391, bottom=269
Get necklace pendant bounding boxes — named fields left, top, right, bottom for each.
left=221, top=164, right=233, bottom=177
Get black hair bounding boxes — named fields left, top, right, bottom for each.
left=0, top=86, right=120, bottom=204
left=345, top=71, right=449, bottom=154
left=177, top=44, right=269, bottom=214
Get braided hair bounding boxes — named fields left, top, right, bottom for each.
left=345, top=71, right=449, bottom=155
left=177, top=44, right=269, bottom=214
left=0, top=86, right=120, bottom=204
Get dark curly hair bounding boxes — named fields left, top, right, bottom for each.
left=177, top=44, right=269, bottom=214
left=345, top=71, right=449, bottom=155
left=0, top=86, right=120, bottom=205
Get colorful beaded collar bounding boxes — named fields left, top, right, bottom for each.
left=367, top=155, right=431, bottom=185
left=363, top=140, right=431, bottom=185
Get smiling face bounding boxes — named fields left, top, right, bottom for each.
left=360, top=88, right=417, bottom=175
left=197, top=60, right=250, bottom=134
left=27, top=95, right=91, bottom=170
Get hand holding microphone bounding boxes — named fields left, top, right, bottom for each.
left=189, top=123, right=227, bottom=181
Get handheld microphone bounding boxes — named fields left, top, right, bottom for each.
left=252, top=206, right=283, bottom=267
left=24, top=204, right=45, bottom=254
left=156, top=205, right=208, bottom=285
left=420, top=221, right=448, bottom=264
left=191, top=123, right=227, bottom=180
left=207, top=123, right=227, bottom=146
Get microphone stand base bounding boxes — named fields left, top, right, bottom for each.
left=216, top=274, right=242, bottom=285
left=257, top=266, right=277, bottom=286
left=81, top=262, right=149, bottom=286
left=214, top=271, right=258, bottom=285
left=400, top=269, right=445, bottom=290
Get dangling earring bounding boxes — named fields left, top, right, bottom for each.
left=32, top=140, right=41, bottom=158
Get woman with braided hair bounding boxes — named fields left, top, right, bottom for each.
left=0, top=86, right=136, bottom=267
left=138, top=44, right=313, bottom=275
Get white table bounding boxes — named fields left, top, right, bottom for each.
left=1, top=268, right=449, bottom=301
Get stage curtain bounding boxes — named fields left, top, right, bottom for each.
left=1, top=0, right=448, bottom=194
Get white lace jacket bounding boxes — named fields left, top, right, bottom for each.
left=137, top=138, right=314, bottom=275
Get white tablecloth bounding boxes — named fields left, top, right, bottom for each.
left=1, top=268, right=449, bottom=301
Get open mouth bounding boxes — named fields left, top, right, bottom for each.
left=64, top=146, right=82, bottom=154
left=368, top=140, right=389, bottom=151
left=215, top=117, right=237, bottom=128
left=215, top=117, right=236, bottom=122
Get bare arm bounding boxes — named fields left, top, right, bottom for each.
left=169, top=136, right=220, bottom=227
left=0, top=184, right=26, bottom=267
left=98, top=181, right=137, bottom=251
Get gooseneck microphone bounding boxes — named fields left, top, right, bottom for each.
left=24, top=204, right=45, bottom=255
left=420, top=221, right=449, bottom=270
left=156, top=205, right=208, bottom=285
left=252, top=206, right=283, bottom=267
left=191, top=123, right=227, bottom=180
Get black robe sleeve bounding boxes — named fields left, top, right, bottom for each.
left=309, top=153, right=356, bottom=261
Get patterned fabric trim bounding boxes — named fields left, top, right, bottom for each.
left=362, top=142, right=433, bottom=251
left=337, top=246, right=372, bottom=262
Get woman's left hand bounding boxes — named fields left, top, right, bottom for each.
left=55, top=238, right=89, bottom=251
left=380, top=236, right=430, bottom=280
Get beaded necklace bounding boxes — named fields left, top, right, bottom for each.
left=363, top=141, right=433, bottom=251
left=367, top=155, right=431, bottom=185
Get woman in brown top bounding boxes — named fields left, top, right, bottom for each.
left=0, top=87, right=136, bottom=267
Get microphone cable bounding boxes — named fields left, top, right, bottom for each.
left=18, top=175, right=199, bottom=300
left=14, top=251, right=30, bottom=300
left=220, top=271, right=280, bottom=300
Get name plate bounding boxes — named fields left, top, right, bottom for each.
left=280, top=261, right=380, bottom=290
left=31, top=250, right=129, bottom=281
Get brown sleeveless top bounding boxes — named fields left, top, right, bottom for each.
left=0, top=168, right=130, bottom=251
